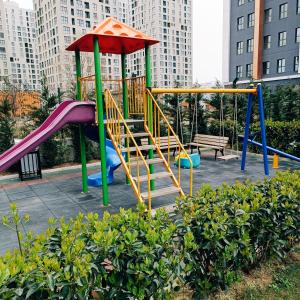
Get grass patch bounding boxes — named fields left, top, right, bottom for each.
left=206, top=245, right=300, bottom=300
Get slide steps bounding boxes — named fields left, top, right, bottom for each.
left=107, top=118, right=183, bottom=209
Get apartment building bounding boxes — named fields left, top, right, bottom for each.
left=34, top=0, right=193, bottom=92
left=0, top=0, right=40, bottom=91
left=223, top=0, right=300, bottom=87
left=126, top=0, right=193, bottom=88
left=33, top=0, right=127, bottom=92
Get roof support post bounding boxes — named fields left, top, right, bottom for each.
left=145, top=45, right=155, bottom=191
left=93, top=37, right=109, bottom=206
left=121, top=53, right=130, bottom=184
left=75, top=49, right=88, bottom=193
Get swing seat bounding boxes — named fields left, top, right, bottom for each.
left=187, top=134, right=229, bottom=160
left=218, top=154, right=239, bottom=161
left=175, top=152, right=201, bottom=169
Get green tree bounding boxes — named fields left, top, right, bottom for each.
left=0, top=97, right=15, bottom=154
left=66, top=80, right=98, bottom=163
left=160, top=81, right=186, bottom=142
left=28, top=76, right=65, bottom=167
left=186, top=92, right=208, bottom=143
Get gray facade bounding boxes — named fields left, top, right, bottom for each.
left=228, top=0, right=300, bottom=86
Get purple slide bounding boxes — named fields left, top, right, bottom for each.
left=0, top=100, right=96, bottom=172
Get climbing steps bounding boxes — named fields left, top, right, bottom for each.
left=104, top=89, right=192, bottom=210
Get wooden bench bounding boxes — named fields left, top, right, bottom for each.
left=141, top=136, right=179, bottom=157
left=188, top=134, right=229, bottom=160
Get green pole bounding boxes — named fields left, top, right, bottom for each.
left=121, top=53, right=130, bottom=184
left=145, top=45, right=154, bottom=190
left=75, top=49, right=88, bottom=193
left=93, top=38, right=109, bottom=206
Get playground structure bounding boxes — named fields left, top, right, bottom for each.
left=0, top=17, right=299, bottom=210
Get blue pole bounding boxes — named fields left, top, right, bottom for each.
left=246, top=139, right=300, bottom=163
left=257, top=83, right=269, bottom=175
left=241, top=88, right=254, bottom=171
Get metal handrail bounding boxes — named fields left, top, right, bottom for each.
left=105, top=89, right=152, bottom=209
left=79, top=75, right=146, bottom=116
left=145, top=89, right=193, bottom=196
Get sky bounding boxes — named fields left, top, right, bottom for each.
left=11, top=0, right=223, bottom=84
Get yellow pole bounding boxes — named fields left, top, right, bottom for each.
left=151, top=88, right=257, bottom=94
left=273, top=154, right=279, bottom=169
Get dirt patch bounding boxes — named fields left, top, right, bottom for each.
left=173, top=287, right=194, bottom=300
left=173, top=247, right=300, bottom=300
left=205, top=249, right=300, bottom=300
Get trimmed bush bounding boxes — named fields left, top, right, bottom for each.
left=251, top=120, right=300, bottom=157
left=0, top=171, right=299, bottom=299
left=176, top=170, right=300, bottom=297
left=0, top=207, right=192, bottom=299
left=209, top=120, right=300, bottom=157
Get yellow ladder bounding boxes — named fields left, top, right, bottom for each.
left=104, top=89, right=193, bottom=210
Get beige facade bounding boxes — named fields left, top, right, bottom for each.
left=126, top=0, right=193, bottom=88
left=33, top=0, right=193, bottom=92
left=0, top=0, right=40, bottom=91
left=33, top=0, right=126, bottom=92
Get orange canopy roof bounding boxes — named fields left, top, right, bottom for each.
left=66, top=17, right=159, bottom=54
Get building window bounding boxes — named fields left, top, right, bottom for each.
left=263, top=61, right=270, bottom=75
left=264, top=8, right=272, bottom=23
left=236, top=65, right=243, bottom=78
left=246, top=63, right=253, bottom=78
left=247, top=38, right=254, bottom=52
left=264, top=35, right=271, bottom=49
left=248, top=13, right=254, bottom=27
left=295, top=56, right=299, bottom=72
left=279, top=3, right=288, bottom=19
left=296, top=28, right=300, bottom=43
left=238, top=0, right=245, bottom=6
left=278, top=31, right=287, bottom=46
left=277, top=58, right=286, bottom=73
left=236, top=41, right=243, bottom=55
left=298, top=0, right=300, bottom=14
left=237, top=16, right=244, bottom=30
left=61, top=16, right=68, bottom=24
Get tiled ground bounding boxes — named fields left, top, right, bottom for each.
left=0, top=152, right=299, bottom=254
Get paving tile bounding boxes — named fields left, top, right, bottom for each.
left=4, top=185, right=32, bottom=195
left=7, top=191, right=37, bottom=201
left=0, top=228, right=20, bottom=255
left=8, top=197, right=45, bottom=209
left=42, top=197, right=76, bottom=209
left=50, top=205, right=86, bottom=220
left=39, top=192, right=68, bottom=201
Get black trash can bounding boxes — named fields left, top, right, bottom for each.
left=18, top=149, right=42, bottom=181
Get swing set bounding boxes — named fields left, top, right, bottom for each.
left=185, top=88, right=239, bottom=161
left=150, top=84, right=271, bottom=176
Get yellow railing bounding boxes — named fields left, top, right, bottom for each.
left=79, top=75, right=145, bottom=116
left=126, top=76, right=145, bottom=116
left=105, top=89, right=153, bottom=210
left=145, top=89, right=193, bottom=196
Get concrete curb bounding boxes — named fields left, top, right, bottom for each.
left=0, top=162, right=100, bottom=181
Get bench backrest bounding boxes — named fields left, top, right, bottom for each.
left=141, top=136, right=179, bottom=147
left=193, top=134, right=229, bottom=147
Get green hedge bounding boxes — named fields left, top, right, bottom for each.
left=0, top=171, right=299, bottom=299
left=208, top=120, right=300, bottom=157
left=176, top=170, right=300, bottom=297
left=251, top=120, right=300, bottom=157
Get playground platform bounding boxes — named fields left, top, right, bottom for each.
left=0, top=153, right=299, bottom=254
